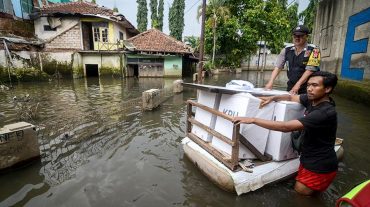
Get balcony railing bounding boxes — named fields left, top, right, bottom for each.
left=95, top=40, right=125, bottom=51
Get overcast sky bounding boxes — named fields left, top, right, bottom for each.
left=96, top=0, right=309, bottom=38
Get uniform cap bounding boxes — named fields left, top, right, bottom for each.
left=292, top=25, right=310, bottom=35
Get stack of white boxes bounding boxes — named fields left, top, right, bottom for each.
left=191, top=86, right=305, bottom=162
left=191, top=90, right=220, bottom=142
left=265, top=101, right=305, bottom=161
left=211, top=93, right=275, bottom=159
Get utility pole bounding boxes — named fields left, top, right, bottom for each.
left=197, top=0, right=206, bottom=83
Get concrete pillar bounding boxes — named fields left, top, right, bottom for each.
left=173, top=79, right=183, bottom=93
left=72, top=52, right=84, bottom=79
left=142, top=89, right=161, bottom=110
left=0, top=122, right=40, bottom=171
left=193, top=73, right=198, bottom=82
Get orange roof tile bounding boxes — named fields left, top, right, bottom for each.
left=38, top=2, right=138, bottom=34
left=128, top=29, right=192, bottom=54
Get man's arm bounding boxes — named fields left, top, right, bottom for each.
left=232, top=117, right=304, bottom=132
left=265, top=48, right=286, bottom=90
left=259, top=94, right=300, bottom=108
left=265, top=67, right=281, bottom=90
left=289, top=70, right=314, bottom=94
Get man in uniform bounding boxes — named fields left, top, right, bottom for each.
left=265, top=25, right=321, bottom=94
left=233, top=71, right=338, bottom=196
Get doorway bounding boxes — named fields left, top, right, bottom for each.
left=133, top=65, right=139, bottom=77
left=85, top=64, right=99, bottom=77
left=81, top=22, right=94, bottom=50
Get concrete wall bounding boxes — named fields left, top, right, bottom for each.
left=241, top=54, right=279, bottom=70
left=46, top=24, right=82, bottom=50
left=313, top=0, right=370, bottom=81
left=34, top=17, right=82, bottom=50
left=81, top=53, right=123, bottom=76
left=35, top=17, right=75, bottom=40
left=112, top=22, right=127, bottom=41
left=164, top=56, right=182, bottom=77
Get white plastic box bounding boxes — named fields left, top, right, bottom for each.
left=191, top=90, right=220, bottom=142
left=265, top=101, right=305, bottom=161
left=211, top=93, right=275, bottom=159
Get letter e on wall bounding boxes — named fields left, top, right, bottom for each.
left=341, top=7, right=370, bottom=81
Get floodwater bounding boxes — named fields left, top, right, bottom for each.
left=0, top=72, right=369, bottom=207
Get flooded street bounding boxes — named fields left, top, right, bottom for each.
left=0, top=72, right=369, bottom=207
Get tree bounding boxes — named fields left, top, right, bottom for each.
left=198, top=0, right=230, bottom=65
left=299, top=0, right=319, bottom=34
left=169, top=0, right=185, bottom=40
left=137, top=0, right=148, bottom=32
left=206, top=0, right=290, bottom=67
left=157, top=0, right=164, bottom=31
left=91, top=0, right=96, bottom=3
left=150, top=0, right=158, bottom=28
left=184, top=36, right=200, bottom=53
left=113, top=0, right=118, bottom=12
left=284, top=2, right=299, bottom=42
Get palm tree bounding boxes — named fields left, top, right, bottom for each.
left=197, top=0, right=230, bottom=65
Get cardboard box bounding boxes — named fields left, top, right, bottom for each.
left=240, top=102, right=275, bottom=154
left=265, top=101, right=305, bottom=161
left=191, top=90, right=220, bottom=142
left=211, top=93, right=275, bottom=159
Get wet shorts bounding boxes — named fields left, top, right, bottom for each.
left=296, top=164, right=337, bottom=191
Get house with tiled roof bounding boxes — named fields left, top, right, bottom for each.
left=1, top=1, right=195, bottom=80
left=31, top=1, right=140, bottom=78
left=125, top=29, right=197, bottom=77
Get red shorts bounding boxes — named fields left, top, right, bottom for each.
left=296, top=164, right=337, bottom=191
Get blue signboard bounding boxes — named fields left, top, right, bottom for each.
left=341, top=7, right=370, bottom=81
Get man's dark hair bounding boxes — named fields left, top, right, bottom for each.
left=309, top=71, right=338, bottom=93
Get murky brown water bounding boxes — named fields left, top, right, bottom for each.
left=0, top=72, right=369, bottom=207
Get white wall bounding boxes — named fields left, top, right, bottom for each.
left=34, top=17, right=80, bottom=41
left=113, top=22, right=127, bottom=41
left=242, top=54, right=279, bottom=70
left=45, top=52, right=74, bottom=63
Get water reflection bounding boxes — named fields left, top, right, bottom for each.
left=0, top=73, right=369, bottom=207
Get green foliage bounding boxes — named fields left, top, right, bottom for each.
left=199, top=0, right=294, bottom=67
left=137, top=0, right=148, bottom=32
left=157, top=0, right=164, bottom=31
left=113, top=7, right=119, bottom=12
left=42, top=59, right=72, bottom=77
left=203, top=61, right=214, bottom=71
left=91, top=0, right=96, bottom=3
left=169, top=0, right=185, bottom=40
left=283, top=2, right=298, bottom=42
left=149, top=0, right=163, bottom=30
left=201, top=0, right=230, bottom=64
left=184, top=36, right=200, bottom=53
left=150, top=0, right=158, bottom=28
left=299, top=0, right=318, bottom=34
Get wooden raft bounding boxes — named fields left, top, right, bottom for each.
left=186, top=100, right=271, bottom=171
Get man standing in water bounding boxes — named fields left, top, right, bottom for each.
left=265, top=25, right=321, bottom=94
left=234, top=71, right=338, bottom=195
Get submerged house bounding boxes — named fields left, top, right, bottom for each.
left=126, top=29, right=197, bottom=77
left=1, top=1, right=196, bottom=80
left=32, top=1, right=139, bottom=78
